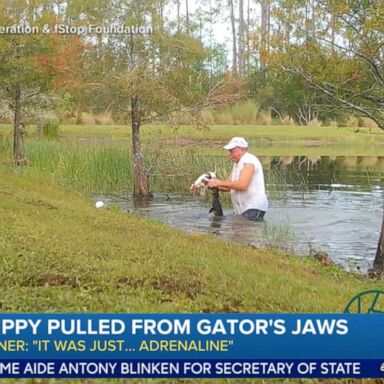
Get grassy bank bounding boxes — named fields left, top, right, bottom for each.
left=0, top=125, right=383, bottom=384
left=0, top=167, right=379, bottom=313
left=0, top=138, right=380, bottom=200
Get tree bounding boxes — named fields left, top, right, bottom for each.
left=269, top=0, right=384, bottom=128
left=36, top=0, right=219, bottom=199
left=87, top=0, right=211, bottom=199
left=268, top=0, right=384, bottom=272
left=0, top=0, right=56, bottom=163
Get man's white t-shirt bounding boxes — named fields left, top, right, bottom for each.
left=229, top=152, right=269, bottom=214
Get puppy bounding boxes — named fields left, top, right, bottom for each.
left=190, top=171, right=217, bottom=194
left=190, top=171, right=223, bottom=217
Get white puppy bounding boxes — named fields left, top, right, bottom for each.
left=190, top=171, right=216, bottom=194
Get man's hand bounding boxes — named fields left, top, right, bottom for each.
left=207, top=179, right=221, bottom=188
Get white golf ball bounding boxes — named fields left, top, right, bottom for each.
left=95, top=201, right=105, bottom=208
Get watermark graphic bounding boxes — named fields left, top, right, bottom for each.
left=344, top=290, right=384, bottom=313
left=0, top=24, right=153, bottom=35
left=0, top=25, right=39, bottom=34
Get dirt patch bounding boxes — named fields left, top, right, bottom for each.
left=150, top=274, right=206, bottom=299
left=116, top=274, right=206, bottom=299
left=26, top=199, right=58, bottom=210
left=32, top=273, right=77, bottom=287
left=201, top=297, right=246, bottom=313
left=116, top=276, right=146, bottom=289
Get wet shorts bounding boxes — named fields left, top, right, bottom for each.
left=241, top=209, right=266, bottom=222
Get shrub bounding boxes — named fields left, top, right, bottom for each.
left=346, top=115, right=359, bottom=127
left=213, top=111, right=234, bottom=125
left=280, top=115, right=295, bottom=126
left=358, top=117, right=378, bottom=129
left=42, top=122, right=59, bottom=140
left=229, top=100, right=260, bottom=125
left=201, top=110, right=215, bottom=126
left=81, top=112, right=96, bottom=125
left=256, top=110, right=272, bottom=125
left=308, top=118, right=322, bottom=127
left=95, top=112, right=115, bottom=125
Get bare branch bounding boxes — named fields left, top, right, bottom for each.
left=284, top=66, right=384, bottom=129
left=278, top=13, right=384, bottom=86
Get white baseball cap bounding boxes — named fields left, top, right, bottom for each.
left=223, top=137, right=248, bottom=150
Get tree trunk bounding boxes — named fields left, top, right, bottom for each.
left=331, top=11, right=336, bottom=52
left=131, top=95, right=150, bottom=199
left=158, top=0, right=164, bottom=33
left=373, top=208, right=384, bottom=272
left=177, top=0, right=180, bottom=32
left=13, top=81, right=24, bottom=164
left=238, top=0, right=244, bottom=75
left=260, top=0, right=270, bottom=70
left=246, top=0, right=250, bottom=72
left=185, top=0, right=189, bottom=34
left=229, top=0, right=237, bottom=73
left=75, top=107, right=83, bottom=124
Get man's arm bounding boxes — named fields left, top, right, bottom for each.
left=217, top=175, right=231, bottom=192
left=208, top=164, right=254, bottom=191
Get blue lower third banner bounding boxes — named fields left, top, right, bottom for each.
left=0, top=314, right=384, bottom=378
left=0, top=359, right=381, bottom=378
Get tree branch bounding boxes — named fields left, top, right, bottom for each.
left=284, top=66, right=384, bottom=129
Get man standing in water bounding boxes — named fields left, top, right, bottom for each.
left=207, top=137, right=268, bottom=221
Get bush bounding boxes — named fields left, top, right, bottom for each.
left=201, top=110, right=215, bottom=126
left=81, top=112, right=96, bottom=125
left=337, top=114, right=358, bottom=128
left=213, top=111, right=234, bottom=125
left=95, top=112, right=115, bottom=125
left=358, top=117, right=378, bottom=129
left=280, top=115, right=295, bottom=126
left=255, top=110, right=273, bottom=125
left=346, top=115, right=359, bottom=127
left=42, top=122, right=60, bottom=140
left=308, top=118, right=322, bottom=127
left=229, top=100, right=259, bottom=125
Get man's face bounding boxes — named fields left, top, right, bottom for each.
left=228, top=147, right=246, bottom=163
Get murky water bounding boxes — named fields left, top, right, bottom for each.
left=97, top=156, right=384, bottom=273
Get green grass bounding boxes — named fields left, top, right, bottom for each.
left=0, top=134, right=380, bottom=200
left=42, top=121, right=60, bottom=140
left=19, top=141, right=314, bottom=198
left=54, top=123, right=383, bottom=141
left=0, top=125, right=383, bottom=384
left=0, top=167, right=380, bottom=313
left=2, top=122, right=383, bottom=156
left=0, top=124, right=382, bottom=316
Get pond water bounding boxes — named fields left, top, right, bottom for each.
left=98, top=156, right=384, bottom=273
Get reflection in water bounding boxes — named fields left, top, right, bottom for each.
left=266, top=155, right=384, bottom=194
left=97, top=156, right=384, bottom=273
left=133, top=199, right=150, bottom=209
left=299, top=155, right=321, bottom=170
left=210, top=216, right=223, bottom=229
